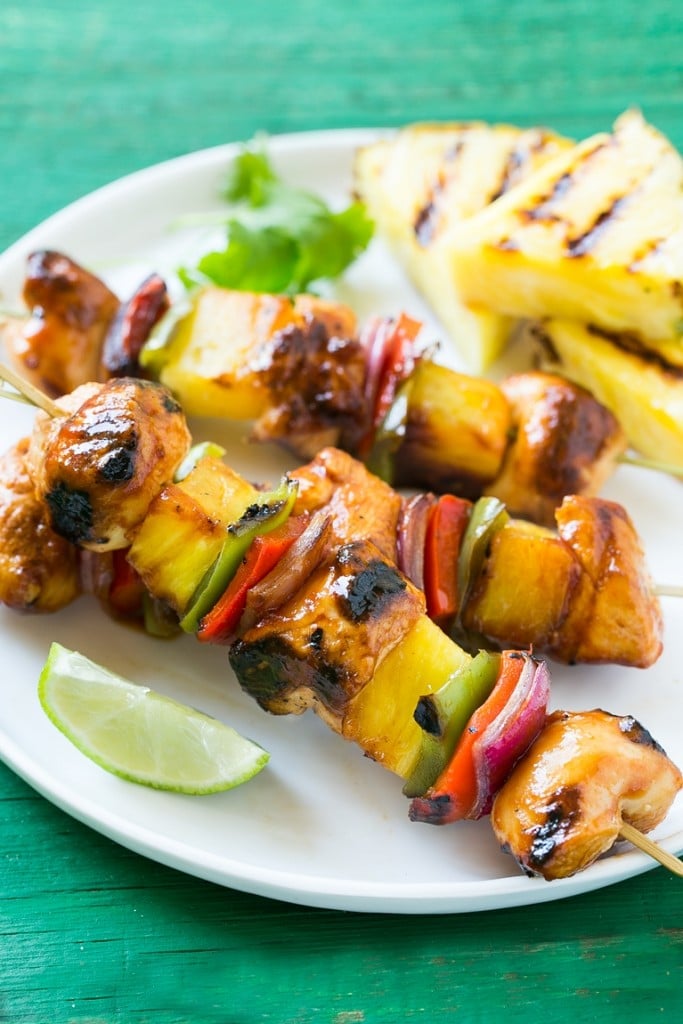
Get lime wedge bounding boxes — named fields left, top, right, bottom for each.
left=38, top=643, right=269, bottom=793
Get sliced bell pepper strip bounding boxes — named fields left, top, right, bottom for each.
left=179, top=476, right=299, bottom=633
left=402, top=650, right=500, bottom=798
left=409, top=650, right=529, bottom=824
left=108, top=549, right=146, bottom=619
left=423, top=494, right=472, bottom=629
left=197, top=515, right=307, bottom=644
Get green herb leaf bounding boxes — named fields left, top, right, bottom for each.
left=181, top=143, right=374, bottom=295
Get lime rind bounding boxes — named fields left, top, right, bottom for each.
left=38, top=643, right=269, bottom=794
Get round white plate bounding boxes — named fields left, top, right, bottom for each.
left=0, top=130, right=681, bottom=914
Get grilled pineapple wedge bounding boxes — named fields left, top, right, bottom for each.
left=353, top=121, right=572, bottom=370
left=449, top=110, right=683, bottom=365
left=535, top=318, right=683, bottom=465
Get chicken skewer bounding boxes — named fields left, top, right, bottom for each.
left=0, top=367, right=665, bottom=669
left=0, top=367, right=680, bottom=880
left=2, top=252, right=681, bottom=528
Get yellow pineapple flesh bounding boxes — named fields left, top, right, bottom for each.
left=449, top=111, right=683, bottom=363
left=536, top=318, right=683, bottom=465
left=157, top=288, right=299, bottom=419
left=128, top=457, right=259, bottom=614
left=342, top=615, right=471, bottom=778
left=353, top=121, right=572, bottom=370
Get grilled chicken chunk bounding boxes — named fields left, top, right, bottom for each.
left=450, top=110, right=683, bottom=363
left=28, top=378, right=191, bottom=551
left=229, top=539, right=425, bottom=731
left=290, top=446, right=402, bottom=561
left=486, top=372, right=627, bottom=526
left=0, top=437, right=81, bottom=612
left=1, top=251, right=119, bottom=397
left=353, top=121, right=572, bottom=369
left=491, top=709, right=683, bottom=879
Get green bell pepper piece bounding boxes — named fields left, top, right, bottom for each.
left=402, top=650, right=500, bottom=798
left=180, top=476, right=298, bottom=633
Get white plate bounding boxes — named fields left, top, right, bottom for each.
left=0, top=130, right=681, bottom=914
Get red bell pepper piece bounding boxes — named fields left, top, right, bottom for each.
left=197, top=515, right=307, bottom=645
left=359, top=313, right=422, bottom=458
left=410, top=651, right=527, bottom=825
left=108, top=549, right=146, bottom=619
left=423, top=494, right=472, bottom=629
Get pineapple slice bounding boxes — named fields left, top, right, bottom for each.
left=536, top=318, right=683, bottom=465
left=342, top=615, right=471, bottom=778
left=449, top=111, right=683, bottom=363
left=353, top=121, right=572, bottom=370
left=128, top=457, right=259, bottom=614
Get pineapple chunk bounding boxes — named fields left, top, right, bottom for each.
left=536, top=318, right=683, bottom=465
left=397, top=360, right=511, bottom=495
left=354, top=121, right=572, bottom=370
left=157, top=288, right=300, bottom=419
left=128, top=457, right=259, bottom=613
left=342, top=615, right=471, bottom=778
left=462, top=519, right=580, bottom=650
left=449, top=111, right=683, bottom=362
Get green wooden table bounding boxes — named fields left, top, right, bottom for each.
left=1, top=2, right=682, bottom=1020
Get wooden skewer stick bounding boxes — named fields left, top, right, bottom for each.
left=0, top=363, right=65, bottom=418
left=618, top=452, right=683, bottom=478
left=654, top=584, right=683, bottom=599
left=619, top=822, right=683, bottom=877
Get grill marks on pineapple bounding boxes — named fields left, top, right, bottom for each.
left=488, top=129, right=560, bottom=203
left=413, top=139, right=465, bottom=246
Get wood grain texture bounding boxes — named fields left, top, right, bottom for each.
left=1, top=1, right=682, bottom=1020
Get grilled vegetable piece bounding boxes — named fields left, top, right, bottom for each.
left=410, top=651, right=550, bottom=820
left=229, top=539, right=425, bottom=731
left=487, top=371, right=627, bottom=526
left=146, top=286, right=366, bottom=457
left=462, top=496, right=663, bottom=668
left=353, top=121, right=572, bottom=370
left=491, top=709, right=683, bottom=879
left=1, top=251, right=120, bottom=398
left=0, top=438, right=81, bottom=612
left=394, top=360, right=511, bottom=498
left=179, top=476, right=298, bottom=633
left=290, top=446, right=402, bottom=562
left=28, top=378, right=191, bottom=551
left=450, top=110, right=683, bottom=362
left=101, top=273, right=169, bottom=378
left=127, top=456, right=259, bottom=616
left=536, top=318, right=683, bottom=466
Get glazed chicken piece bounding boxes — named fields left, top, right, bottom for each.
left=249, top=296, right=367, bottom=458
left=2, top=251, right=119, bottom=397
left=229, top=539, right=425, bottom=732
left=486, top=372, right=628, bottom=527
left=491, top=709, right=683, bottom=879
left=0, top=437, right=81, bottom=612
left=27, top=378, right=191, bottom=551
left=290, top=446, right=402, bottom=562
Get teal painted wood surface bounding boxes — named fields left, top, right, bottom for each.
left=1, top=1, right=682, bottom=1021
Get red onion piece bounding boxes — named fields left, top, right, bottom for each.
left=396, top=493, right=437, bottom=591
left=470, top=655, right=551, bottom=818
left=240, top=512, right=332, bottom=631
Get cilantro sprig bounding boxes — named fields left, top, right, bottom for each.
left=179, top=144, right=374, bottom=295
